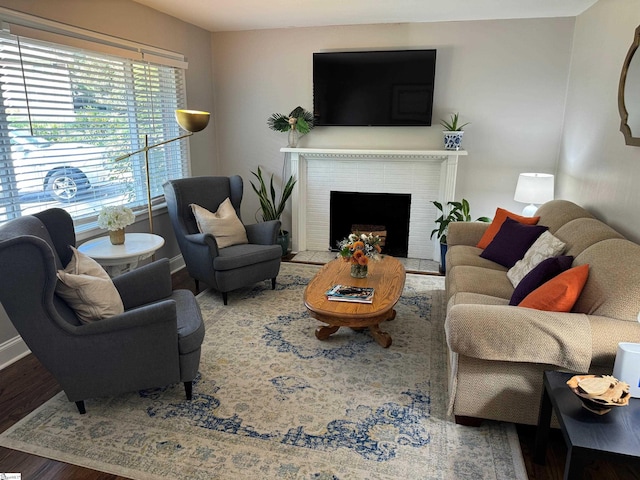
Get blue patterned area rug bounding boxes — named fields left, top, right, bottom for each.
left=0, top=263, right=526, bottom=479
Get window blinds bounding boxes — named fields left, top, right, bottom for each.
left=0, top=26, right=189, bottom=228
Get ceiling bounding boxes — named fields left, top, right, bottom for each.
left=132, top=0, right=599, bottom=33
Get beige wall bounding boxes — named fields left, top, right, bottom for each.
left=558, top=0, right=640, bottom=242
left=212, top=19, right=575, bottom=231
left=0, top=0, right=217, bottom=358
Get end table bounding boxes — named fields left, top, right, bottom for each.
left=534, top=370, right=640, bottom=479
left=78, top=233, right=165, bottom=277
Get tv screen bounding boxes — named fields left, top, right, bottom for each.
left=313, top=49, right=436, bottom=127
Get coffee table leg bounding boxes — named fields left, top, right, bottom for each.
left=315, top=325, right=340, bottom=340
left=369, top=324, right=392, bottom=348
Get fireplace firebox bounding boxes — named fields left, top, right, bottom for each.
left=329, top=191, right=411, bottom=257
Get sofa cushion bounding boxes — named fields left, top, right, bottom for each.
left=573, top=238, right=640, bottom=320
left=213, top=243, right=283, bottom=271
left=554, top=217, right=625, bottom=258
left=519, top=264, right=589, bottom=312
left=535, top=199, right=594, bottom=233
left=509, top=255, right=574, bottom=305
left=191, top=199, right=249, bottom=249
left=446, top=265, right=515, bottom=301
left=480, top=218, right=548, bottom=268
left=476, top=208, right=540, bottom=249
left=446, top=245, right=508, bottom=272
left=507, top=231, right=566, bottom=286
left=55, top=246, right=124, bottom=323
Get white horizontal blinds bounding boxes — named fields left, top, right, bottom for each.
left=0, top=29, right=188, bottom=226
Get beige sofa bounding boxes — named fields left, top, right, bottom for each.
left=444, top=199, right=640, bottom=425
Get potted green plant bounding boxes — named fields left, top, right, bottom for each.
left=250, top=166, right=297, bottom=255
left=430, top=199, right=490, bottom=273
left=440, top=112, right=469, bottom=151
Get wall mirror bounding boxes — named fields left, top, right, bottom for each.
left=618, top=25, right=640, bottom=146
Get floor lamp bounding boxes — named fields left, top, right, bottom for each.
left=115, top=109, right=210, bottom=234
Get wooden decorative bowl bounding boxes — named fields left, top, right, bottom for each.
left=566, top=374, right=631, bottom=415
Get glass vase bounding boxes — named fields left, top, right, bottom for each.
left=109, top=228, right=125, bottom=245
left=288, top=128, right=300, bottom=147
left=350, top=263, right=368, bottom=278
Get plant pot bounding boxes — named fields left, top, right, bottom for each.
left=443, top=131, right=464, bottom=150
left=439, top=242, right=448, bottom=274
left=277, top=230, right=290, bottom=256
left=109, top=228, right=125, bottom=245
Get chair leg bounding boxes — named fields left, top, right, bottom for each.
left=222, top=292, right=228, bottom=305
left=271, top=278, right=276, bottom=290
left=75, top=400, right=86, bottom=414
left=184, top=381, right=193, bottom=400
left=194, top=279, right=199, bottom=293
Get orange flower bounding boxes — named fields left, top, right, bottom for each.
left=358, top=255, right=369, bottom=266
left=353, top=249, right=365, bottom=260
left=374, top=244, right=382, bottom=253
left=352, top=241, right=365, bottom=250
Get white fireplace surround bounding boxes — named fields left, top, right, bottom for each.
left=281, top=147, right=467, bottom=260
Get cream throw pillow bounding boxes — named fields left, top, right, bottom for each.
left=507, top=231, right=566, bottom=287
left=56, top=246, right=124, bottom=324
left=191, top=199, right=248, bottom=249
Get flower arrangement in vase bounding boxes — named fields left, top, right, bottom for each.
left=337, top=232, right=382, bottom=278
left=267, top=106, right=314, bottom=147
left=97, top=206, right=135, bottom=245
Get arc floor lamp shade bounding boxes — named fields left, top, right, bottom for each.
left=115, top=109, right=210, bottom=234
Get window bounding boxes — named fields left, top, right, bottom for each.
left=0, top=26, right=189, bottom=229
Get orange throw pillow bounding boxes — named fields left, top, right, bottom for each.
left=476, top=208, right=540, bottom=249
left=518, top=264, right=589, bottom=312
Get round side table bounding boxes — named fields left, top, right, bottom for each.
left=78, top=233, right=165, bottom=277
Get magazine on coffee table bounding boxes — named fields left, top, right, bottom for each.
left=326, top=284, right=375, bottom=303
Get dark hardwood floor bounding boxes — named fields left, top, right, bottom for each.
left=1, top=266, right=638, bottom=479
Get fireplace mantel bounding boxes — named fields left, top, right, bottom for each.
left=280, top=147, right=467, bottom=256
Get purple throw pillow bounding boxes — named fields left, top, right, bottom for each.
left=479, top=217, right=548, bottom=268
left=509, top=255, right=574, bottom=305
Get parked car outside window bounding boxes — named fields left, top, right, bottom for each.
left=9, top=130, right=111, bottom=202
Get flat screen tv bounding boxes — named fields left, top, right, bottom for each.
left=313, top=49, right=436, bottom=127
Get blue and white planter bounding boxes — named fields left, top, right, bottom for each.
left=443, top=131, right=464, bottom=150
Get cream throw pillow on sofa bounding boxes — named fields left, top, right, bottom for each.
left=507, top=231, right=566, bottom=287
left=191, top=199, right=248, bottom=249
left=56, top=246, right=124, bottom=324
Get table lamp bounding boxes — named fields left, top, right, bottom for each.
left=115, top=109, right=210, bottom=234
left=514, top=173, right=554, bottom=216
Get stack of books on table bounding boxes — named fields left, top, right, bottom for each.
left=325, top=285, right=375, bottom=304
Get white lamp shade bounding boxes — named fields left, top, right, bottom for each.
left=514, top=173, right=555, bottom=205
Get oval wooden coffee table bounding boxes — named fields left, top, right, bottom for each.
left=303, top=256, right=406, bottom=348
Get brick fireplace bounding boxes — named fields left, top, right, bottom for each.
left=283, top=148, right=466, bottom=260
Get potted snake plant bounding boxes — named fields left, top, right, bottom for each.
left=250, top=166, right=296, bottom=256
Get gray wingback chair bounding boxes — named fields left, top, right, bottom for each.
left=0, top=208, right=205, bottom=414
left=163, top=176, right=282, bottom=305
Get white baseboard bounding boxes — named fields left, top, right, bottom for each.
left=0, top=254, right=186, bottom=371
left=0, top=335, right=30, bottom=370
left=169, top=254, right=185, bottom=274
